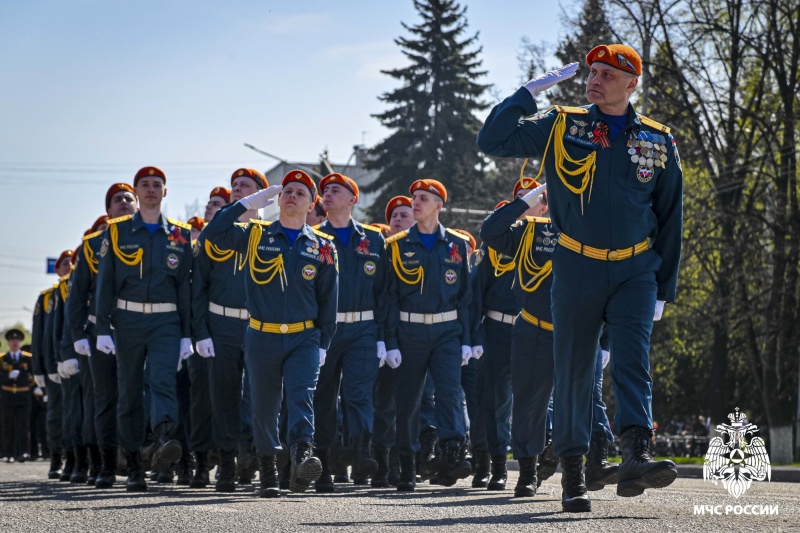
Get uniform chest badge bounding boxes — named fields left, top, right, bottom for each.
left=356, top=235, right=371, bottom=255
left=637, top=166, right=654, bottom=183
left=192, top=241, right=201, bottom=257
left=444, top=269, right=457, bottom=284
left=306, top=240, right=320, bottom=256
left=302, top=264, right=317, bottom=280
left=403, top=251, right=415, bottom=258
left=363, top=261, right=376, bottom=275
left=167, top=253, right=180, bottom=269
left=168, top=225, right=188, bottom=245
left=99, top=238, right=109, bottom=258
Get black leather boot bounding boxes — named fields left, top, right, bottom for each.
left=289, top=442, right=322, bottom=493
left=95, top=447, right=117, bottom=489
left=537, top=434, right=559, bottom=487
left=125, top=449, right=147, bottom=492
left=70, top=446, right=89, bottom=483
left=215, top=449, right=237, bottom=492
left=560, top=455, right=591, bottom=512
left=258, top=455, right=280, bottom=498
left=175, top=452, right=192, bottom=485
left=352, top=433, right=378, bottom=479
left=388, top=447, right=400, bottom=486
left=151, top=423, right=182, bottom=472
left=237, top=438, right=258, bottom=484
left=314, top=448, right=335, bottom=493
left=190, top=451, right=210, bottom=488
left=59, top=449, right=75, bottom=482
left=437, top=439, right=472, bottom=487
left=396, top=453, right=416, bottom=492
left=416, top=426, right=438, bottom=480
left=514, top=456, right=537, bottom=497
left=371, top=444, right=390, bottom=488
left=471, top=449, right=490, bottom=488
left=87, top=445, right=102, bottom=486
left=487, top=454, right=507, bottom=490
left=585, top=434, right=619, bottom=491
left=48, top=449, right=62, bottom=480
left=617, top=426, right=677, bottom=497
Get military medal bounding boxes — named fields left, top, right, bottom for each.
left=570, top=125, right=578, bottom=135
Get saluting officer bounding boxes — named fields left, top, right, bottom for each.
left=312, top=173, right=387, bottom=492
left=95, top=166, right=194, bottom=492
left=201, top=170, right=338, bottom=497
left=478, top=44, right=683, bottom=511
left=1, top=329, right=33, bottom=462
left=383, top=179, right=473, bottom=491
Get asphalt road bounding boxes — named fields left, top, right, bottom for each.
left=0, top=461, right=796, bottom=532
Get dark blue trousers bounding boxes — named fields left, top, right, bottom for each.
left=87, top=327, right=117, bottom=448
left=473, top=318, right=513, bottom=455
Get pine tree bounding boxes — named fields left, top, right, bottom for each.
left=366, top=0, right=491, bottom=227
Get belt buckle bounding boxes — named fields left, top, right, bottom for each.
left=239, top=309, right=248, bottom=320
left=142, top=303, right=153, bottom=314
left=423, top=313, right=434, bottom=325
left=345, top=312, right=355, bottom=324
left=607, top=250, right=619, bottom=261
left=279, top=323, right=289, bottom=334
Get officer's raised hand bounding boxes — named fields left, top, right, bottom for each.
left=62, top=358, right=80, bottom=377
left=460, top=345, right=472, bottom=366
left=377, top=341, right=387, bottom=367
left=386, top=349, right=402, bottom=369
left=319, top=348, right=327, bottom=366
left=96, top=335, right=116, bottom=355
left=524, top=62, right=579, bottom=96
left=239, top=184, right=283, bottom=210
left=196, top=338, right=215, bottom=358
left=73, top=339, right=91, bottom=357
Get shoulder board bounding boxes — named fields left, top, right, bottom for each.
left=234, top=222, right=249, bottom=229
left=360, top=223, right=383, bottom=235
left=21, top=351, right=32, bottom=358
left=82, top=230, right=103, bottom=241
left=524, top=216, right=552, bottom=225
left=385, top=230, right=409, bottom=244
left=106, top=214, right=133, bottom=225
left=312, top=228, right=334, bottom=241
left=166, top=218, right=192, bottom=231
left=554, top=105, right=590, bottom=115
left=249, top=219, right=272, bottom=226
left=41, top=287, right=54, bottom=296
left=446, top=228, right=470, bottom=242
left=638, top=114, right=671, bottom=134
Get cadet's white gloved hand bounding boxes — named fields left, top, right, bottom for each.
left=180, top=338, right=194, bottom=360
left=73, top=339, right=91, bottom=356
left=196, top=338, right=215, bottom=358
left=602, top=349, right=610, bottom=369
left=48, top=373, right=61, bottom=384
left=34, top=374, right=46, bottom=388
left=57, top=362, right=68, bottom=380
left=33, top=387, right=44, bottom=397
left=471, top=346, right=484, bottom=360
left=97, top=335, right=116, bottom=355
left=653, top=300, right=666, bottom=321
left=9, top=369, right=20, bottom=379
left=461, top=345, right=472, bottom=366
left=377, top=341, right=387, bottom=367
left=521, top=183, right=548, bottom=206
left=239, top=184, right=283, bottom=210
left=319, top=348, right=327, bottom=366
left=62, top=358, right=80, bottom=377
left=386, top=349, right=402, bottom=369
left=524, top=62, right=579, bottom=97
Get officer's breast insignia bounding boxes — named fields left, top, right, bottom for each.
left=363, top=261, right=377, bottom=275
left=403, top=251, right=415, bottom=258
left=166, top=253, right=180, bottom=269
left=473, top=249, right=484, bottom=266
left=444, top=269, right=457, bottom=284
left=192, top=241, right=201, bottom=257
left=637, top=166, right=655, bottom=183
left=302, top=264, right=317, bottom=280
left=99, top=238, right=109, bottom=258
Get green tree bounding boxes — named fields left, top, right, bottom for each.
left=366, top=0, right=492, bottom=228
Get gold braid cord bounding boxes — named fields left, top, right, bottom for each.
left=110, top=224, right=144, bottom=266
left=83, top=238, right=99, bottom=275
left=59, top=280, right=68, bottom=302
left=515, top=222, right=552, bottom=293
left=205, top=239, right=245, bottom=274
left=390, top=241, right=424, bottom=292
left=488, top=248, right=515, bottom=277
left=246, top=227, right=287, bottom=289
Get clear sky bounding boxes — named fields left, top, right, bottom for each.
left=0, top=0, right=571, bottom=330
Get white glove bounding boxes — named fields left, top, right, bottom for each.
left=196, top=338, right=215, bottom=358
left=602, top=349, right=610, bottom=369
left=62, top=358, right=80, bottom=377
left=524, top=62, right=579, bottom=97
left=180, top=338, right=194, bottom=360
left=97, top=335, right=116, bottom=355
left=386, top=349, right=402, bottom=369
left=73, top=339, right=91, bottom=356
left=48, top=372, right=61, bottom=384
left=33, top=387, right=44, bottom=397
left=377, top=341, right=387, bottom=367
left=239, top=184, right=283, bottom=210
left=461, top=345, right=472, bottom=366
left=57, top=362, right=68, bottom=379
left=471, top=346, right=484, bottom=360
left=34, top=374, right=46, bottom=388
left=43, top=394, right=48, bottom=403
left=653, top=300, right=666, bottom=321
left=9, top=369, right=20, bottom=379
left=319, top=348, right=327, bottom=366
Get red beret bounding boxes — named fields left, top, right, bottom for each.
left=410, top=179, right=447, bottom=203
left=89, top=215, right=109, bottom=233
left=133, top=166, right=166, bottom=186
left=371, top=222, right=391, bottom=238
left=319, top=173, right=359, bottom=201
left=231, top=168, right=268, bottom=189
left=56, top=249, right=73, bottom=269
left=452, top=229, right=476, bottom=251
left=282, top=170, right=317, bottom=196
left=105, top=183, right=135, bottom=210
left=209, top=186, right=231, bottom=203
left=385, top=195, right=412, bottom=224
left=495, top=200, right=510, bottom=210
left=187, top=216, right=205, bottom=232
left=586, top=44, right=642, bottom=76
left=513, top=177, right=541, bottom=199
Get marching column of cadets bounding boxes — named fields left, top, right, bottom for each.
left=5, top=41, right=681, bottom=514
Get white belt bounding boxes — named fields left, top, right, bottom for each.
left=485, top=310, right=517, bottom=325
left=336, top=310, right=374, bottom=324
left=88, top=315, right=96, bottom=324
left=117, top=299, right=177, bottom=314
left=399, top=310, right=458, bottom=325
left=209, top=302, right=250, bottom=320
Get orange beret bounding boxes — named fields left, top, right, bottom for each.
left=586, top=44, right=642, bottom=76
left=209, top=186, right=231, bottom=203
left=56, top=249, right=73, bottom=269
left=512, top=177, right=541, bottom=199
left=371, top=222, right=392, bottom=238
left=320, top=173, right=359, bottom=201
left=187, top=216, right=205, bottom=232
left=231, top=168, right=268, bottom=189
left=89, top=215, right=109, bottom=233
left=133, top=166, right=166, bottom=186
left=385, top=195, right=412, bottom=224
left=282, top=169, right=317, bottom=196
left=410, top=179, right=447, bottom=203
left=105, top=182, right=135, bottom=210
left=453, top=229, right=476, bottom=251
left=494, top=200, right=510, bottom=210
